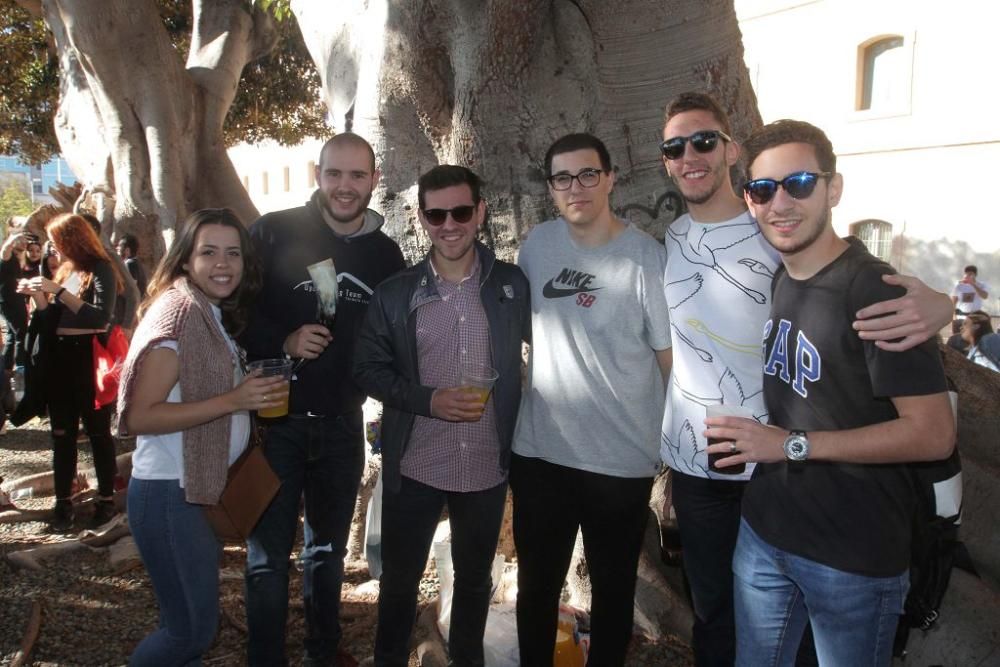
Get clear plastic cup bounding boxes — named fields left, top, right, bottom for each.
left=458, top=362, right=499, bottom=411
left=248, top=358, right=294, bottom=418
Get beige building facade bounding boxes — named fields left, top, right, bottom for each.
left=229, top=139, right=326, bottom=216
left=736, top=0, right=1000, bottom=310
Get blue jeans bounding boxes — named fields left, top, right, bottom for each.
left=375, top=476, right=506, bottom=667
left=127, top=478, right=222, bottom=666
left=245, top=412, right=364, bottom=666
left=733, top=519, right=908, bottom=667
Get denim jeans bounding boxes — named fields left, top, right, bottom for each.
left=245, top=412, right=364, bottom=666
left=128, top=477, right=222, bottom=666
left=510, top=454, right=654, bottom=667
left=671, top=470, right=746, bottom=667
left=375, top=476, right=506, bottom=667
left=733, top=519, right=908, bottom=667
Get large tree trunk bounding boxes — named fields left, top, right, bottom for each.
left=293, top=0, right=758, bottom=641
left=293, top=0, right=759, bottom=261
left=17, top=0, right=272, bottom=264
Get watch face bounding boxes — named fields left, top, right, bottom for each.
left=784, top=434, right=809, bottom=461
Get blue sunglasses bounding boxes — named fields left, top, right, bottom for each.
left=744, top=171, right=831, bottom=204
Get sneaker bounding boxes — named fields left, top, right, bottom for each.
left=91, top=499, right=117, bottom=528
left=50, top=499, right=74, bottom=532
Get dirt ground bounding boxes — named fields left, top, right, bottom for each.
left=0, top=419, right=693, bottom=666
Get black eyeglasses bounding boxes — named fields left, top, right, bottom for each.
left=422, top=205, right=477, bottom=226
left=660, top=130, right=732, bottom=161
left=743, top=171, right=832, bottom=205
left=547, top=168, right=605, bottom=191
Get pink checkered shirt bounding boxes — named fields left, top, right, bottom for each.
left=400, top=256, right=505, bottom=492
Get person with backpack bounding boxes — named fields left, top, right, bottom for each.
left=707, top=120, right=956, bottom=666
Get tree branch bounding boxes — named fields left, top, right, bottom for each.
left=188, top=0, right=276, bottom=131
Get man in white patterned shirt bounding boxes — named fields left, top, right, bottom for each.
left=354, top=165, right=531, bottom=667
left=658, top=92, right=954, bottom=667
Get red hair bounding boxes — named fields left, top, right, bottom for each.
left=45, top=213, right=123, bottom=295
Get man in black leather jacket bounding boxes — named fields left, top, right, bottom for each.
left=354, top=165, right=530, bottom=667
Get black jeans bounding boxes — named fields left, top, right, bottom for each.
left=375, top=476, right=507, bottom=667
left=671, top=470, right=747, bottom=667
left=510, top=454, right=654, bottom=667
left=48, top=334, right=117, bottom=499
left=1, top=300, right=27, bottom=370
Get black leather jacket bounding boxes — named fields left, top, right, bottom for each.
left=353, top=242, right=531, bottom=493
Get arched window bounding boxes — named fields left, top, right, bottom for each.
left=858, top=36, right=906, bottom=111
left=849, top=219, right=893, bottom=261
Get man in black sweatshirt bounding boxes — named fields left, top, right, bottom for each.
left=242, top=133, right=405, bottom=667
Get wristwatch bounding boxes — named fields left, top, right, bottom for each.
left=783, top=430, right=810, bottom=461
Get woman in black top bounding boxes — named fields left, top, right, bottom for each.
left=0, top=232, right=40, bottom=372
left=18, top=213, right=122, bottom=531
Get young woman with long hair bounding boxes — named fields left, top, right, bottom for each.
left=0, top=231, right=41, bottom=373
left=17, top=213, right=124, bottom=530
left=116, top=208, right=286, bottom=665
left=960, top=310, right=1000, bottom=372
left=42, top=240, right=61, bottom=279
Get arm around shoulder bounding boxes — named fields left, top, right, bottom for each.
left=853, top=273, right=953, bottom=351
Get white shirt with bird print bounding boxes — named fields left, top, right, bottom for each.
left=660, top=210, right=780, bottom=480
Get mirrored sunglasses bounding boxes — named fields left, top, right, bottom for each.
left=743, top=171, right=832, bottom=205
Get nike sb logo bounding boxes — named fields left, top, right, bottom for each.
left=542, top=267, right=602, bottom=300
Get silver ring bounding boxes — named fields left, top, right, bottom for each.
left=729, top=442, right=737, bottom=454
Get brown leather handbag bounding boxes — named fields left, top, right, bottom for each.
left=203, top=427, right=280, bottom=543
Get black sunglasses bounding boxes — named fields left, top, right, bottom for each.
left=660, top=130, right=732, bottom=161
left=743, top=171, right=832, bottom=205
left=422, top=205, right=477, bottom=226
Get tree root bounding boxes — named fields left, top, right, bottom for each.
left=414, top=598, right=448, bottom=667
left=0, top=452, right=133, bottom=499
left=6, top=513, right=130, bottom=571
left=9, top=598, right=42, bottom=667
left=7, top=540, right=91, bottom=572
left=80, top=513, right=130, bottom=546
left=222, top=605, right=247, bottom=634
left=0, top=508, right=52, bottom=524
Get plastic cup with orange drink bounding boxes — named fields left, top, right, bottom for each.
left=458, top=362, right=499, bottom=419
left=248, top=358, right=294, bottom=418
